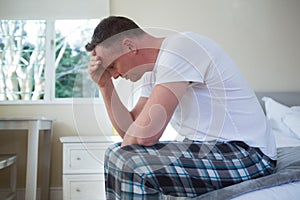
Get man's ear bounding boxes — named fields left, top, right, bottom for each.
left=122, top=38, right=138, bottom=54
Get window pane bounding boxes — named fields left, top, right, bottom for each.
left=0, top=20, right=46, bottom=100
left=54, top=19, right=100, bottom=98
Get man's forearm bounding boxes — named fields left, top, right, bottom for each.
left=99, top=80, right=133, bottom=138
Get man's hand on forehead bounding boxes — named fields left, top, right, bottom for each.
left=89, top=53, right=99, bottom=68
left=93, top=48, right=114, bottom=70
left=88, top=49, right=112, bottom=87
left=90, top=50, right=104, bottom=68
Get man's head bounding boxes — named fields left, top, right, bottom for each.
left=85, top=16, right=146, bottom=51
left=86, top=16, right=159, bottom=82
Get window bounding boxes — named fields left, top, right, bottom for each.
left=0, top=19, right=100, bottom=102
left=54, top=19, right=100, bottom=99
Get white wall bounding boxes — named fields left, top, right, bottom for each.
left=0, top=0, right=109, bottom=19
left=0, top=0, right=300, bottom=189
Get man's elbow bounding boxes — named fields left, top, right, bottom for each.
left=137, top=137, right=159, bottom=146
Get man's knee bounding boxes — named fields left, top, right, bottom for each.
left=105, top=144, right=150, bottom=173
left=105, top=143, right=121, bottom=156
left=105, top=143, right=141, bottom=169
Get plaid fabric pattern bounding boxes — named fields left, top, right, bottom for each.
left=104, top=140, right=276, bottom=200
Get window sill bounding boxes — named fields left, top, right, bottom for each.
left=0, top=98, right=104, bottom=105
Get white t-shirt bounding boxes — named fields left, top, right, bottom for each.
left=141, top=32, right=277, bottom=160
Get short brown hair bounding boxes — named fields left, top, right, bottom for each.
left=85, top=16, right=145, bottom=51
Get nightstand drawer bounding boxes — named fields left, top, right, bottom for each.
left=63, top=143, right=112, bottom=174
left=60, top=136, right=121, bottom=200
left=64, top=174, right=105, bottom=200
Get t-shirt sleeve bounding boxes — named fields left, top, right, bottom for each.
left=140, top=72, right=155, bottom=98
left=155, top=33, right=211, bottom=85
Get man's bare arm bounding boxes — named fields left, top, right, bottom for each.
left=122, top=82, right=188, bottom=146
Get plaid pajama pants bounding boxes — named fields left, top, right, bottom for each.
left=104, top=140, right=276, bottom=200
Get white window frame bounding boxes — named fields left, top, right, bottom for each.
left=45, top=20, right=56, bottom=102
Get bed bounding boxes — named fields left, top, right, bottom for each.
left=163, top=92, right=300, bottom=200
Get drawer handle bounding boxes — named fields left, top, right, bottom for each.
left=76, top=157, right=81, bottom=161
left=76, top=188, right=81, bottom=192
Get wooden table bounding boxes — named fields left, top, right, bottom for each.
left=0, top=117, right=53, bottom=200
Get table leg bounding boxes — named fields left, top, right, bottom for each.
left=25, top=121, right=40, bottom=200
left=40, top=127, right=53, bottom=200
left=10, top=159, right=17, bottom=199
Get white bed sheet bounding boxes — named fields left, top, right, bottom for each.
left=231, top=181, right=300, bottom=200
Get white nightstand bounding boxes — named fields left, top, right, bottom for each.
left=60, top=136, right=121, bottom=200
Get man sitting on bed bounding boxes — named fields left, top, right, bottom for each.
left=85, top=16, right=277, bottom=199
